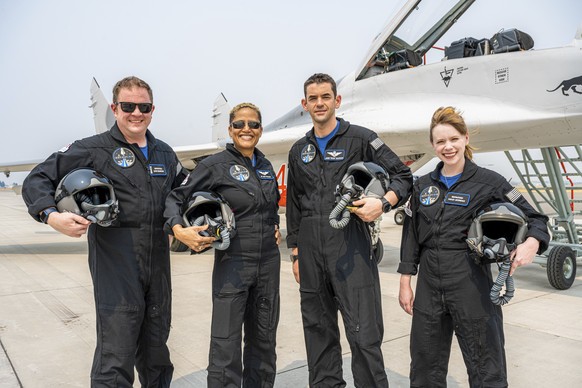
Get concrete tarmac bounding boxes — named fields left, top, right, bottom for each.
left=0, top=190, right=581, bottom=387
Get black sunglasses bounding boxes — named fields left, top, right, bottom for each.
left=231, top=120, right=261, bottom=130
left=117, top=102, right=153, bottom=114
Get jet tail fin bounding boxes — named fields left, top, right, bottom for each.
left=212, top=93, right=230, bottom=142
left=90, top=78, right=115, bottom=134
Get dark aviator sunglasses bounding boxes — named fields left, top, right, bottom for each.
left=117, top=102, right=153, bottom=114
left=231, top=120, right=261, bottom=130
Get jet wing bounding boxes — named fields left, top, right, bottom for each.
left=0, top=160, right=42, bottom=177
left=356, top=0, right=475, bottom=80
left=173, top=142, right=225, bottom=170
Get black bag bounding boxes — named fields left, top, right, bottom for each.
left=491, top=29, right=534, bottom=53
left=387, top=49, right=422, bottom=72
left=445, top=37, right=490, bottom=59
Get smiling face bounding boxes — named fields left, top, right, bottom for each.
left=431, top=123, right=469, bottom=174
left=228, top=107, right=262, bottom=158
left=111, top=86, right=154, bottom=145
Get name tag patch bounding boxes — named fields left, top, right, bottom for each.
left=257, top=170, right=274, bottom=180
left=324, top=149, right=345, bottom=161
left=444, top=192, right=470, bottom=206
left=148, top=164, right=168, bottom=176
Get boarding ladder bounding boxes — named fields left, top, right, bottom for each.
left=504, top=145, right=582, bottom=289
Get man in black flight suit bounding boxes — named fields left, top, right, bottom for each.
left=286, top=73, right=413, bottom=387
left=22, top=76, right=187, bottom=387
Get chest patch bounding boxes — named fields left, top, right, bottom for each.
left=324, top=149, right=345, bottom=161
left=148, top=164, right=168, bottom=176
left=420, top=186, right=440, bottom=206
left=443, top=192, right=470, bottom=206
left=230, top=165, right=250, bottom=182
left=301, top=144, right=316, bottom=164
left=112, top=147, right=136, bottom=168
left=256, top=169, right=274, bottom=180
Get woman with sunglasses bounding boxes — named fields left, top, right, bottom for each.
left=164, top=102, right=281, bottom=387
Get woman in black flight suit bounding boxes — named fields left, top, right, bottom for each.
left=398, top=106, right=550, bottom=388
left=164, top=103, right=281, bottom=388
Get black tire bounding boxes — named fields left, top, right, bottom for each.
left=394, top=209, right=405, bottom=225
left=373, top=238, right=384, bottom=264
left=170, top=237, right=190, bottom=252
left=547, top=245, right=577, bottom=290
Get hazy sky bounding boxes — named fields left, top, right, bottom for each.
left=1, top=0, right=580, bottom=184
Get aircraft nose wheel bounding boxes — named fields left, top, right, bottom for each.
left=394, top=208, right=405, bottom=225
left=373, top=238, right=384, bottom=264
left=546, top=245, right=577, bottom=290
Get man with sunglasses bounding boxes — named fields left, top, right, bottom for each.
left=286, top=73, right=413, bottom=387
left=22, top=76, right=188, bottom=387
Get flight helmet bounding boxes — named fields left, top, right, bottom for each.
left=466, top=202, right=528, bottom=262
left=336, top=161, right=390, bottom=199
left=54, top=168, right=119, bottom=227
left=182, top=191, right=236, bottom=251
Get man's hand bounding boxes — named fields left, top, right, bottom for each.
left=172, top=224, right=216, bottom=252
left=352, top=197, right=383, bottom=222
left=352, top=191, right=397, bottom=222
left=509, top=236, right=540, bottom=276
left=47, top=212, right=91, bottom=238
left=399, top=274, right=414, bottom=315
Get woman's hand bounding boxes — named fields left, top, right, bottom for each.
left=172, top=224, right=215, bottom=252
left=510, top=236, right=540, bottom=276
left=275, top=225, right=281, bottom=245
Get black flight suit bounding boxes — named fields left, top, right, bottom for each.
left=398, top=159, right=549, bottom=388
left=164, top=143, right=281, bottom=388
left=23, top=124, right=186, bottom=387
left=286, top=118, right=413, bottom=387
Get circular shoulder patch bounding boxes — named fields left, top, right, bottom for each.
left=301, top=144, right=316, bottom=164
left=112, top=147, right=136, bottom=168
left=230, top=165, right=250, bottom=182
left=420, top=185, right=440, bottom=206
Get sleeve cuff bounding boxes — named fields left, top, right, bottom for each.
left=397, top=262, right=418, bottom=275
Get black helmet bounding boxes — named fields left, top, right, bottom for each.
left=183, top=191, right=236, bottom=250
left=337, top=161, right=389, bottom=199
left=54, top=168, right=119, bottom=227
left=466, top=202, right=528, bottom=262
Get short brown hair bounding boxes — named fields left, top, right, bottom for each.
left=229, top=102, right=262, bottom=124
left=430, top=106, right=474, bottom=160
left=303, top=73, right=337, bottom=97
left=112, top=76, right=153, bottom=104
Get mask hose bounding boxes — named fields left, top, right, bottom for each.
left=489, top=255, right=515, bottom=305
left=192, top=215, right=231, bottom=250
left=329, top=192, right=353, bottom=229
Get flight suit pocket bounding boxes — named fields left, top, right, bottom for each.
left=147, top=304, right=169, bottom=347
left=354, top=285, right=382, bottom=347
left=211, top=293, right=245, bottom=339
left=256, top=297, right=272, bottom=341
left=99, top=305, right=141, bottom=355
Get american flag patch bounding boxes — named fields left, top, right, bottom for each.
left=371, top=137, right=384, bottom=150
left=505, top=187, right=522, bottom=203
